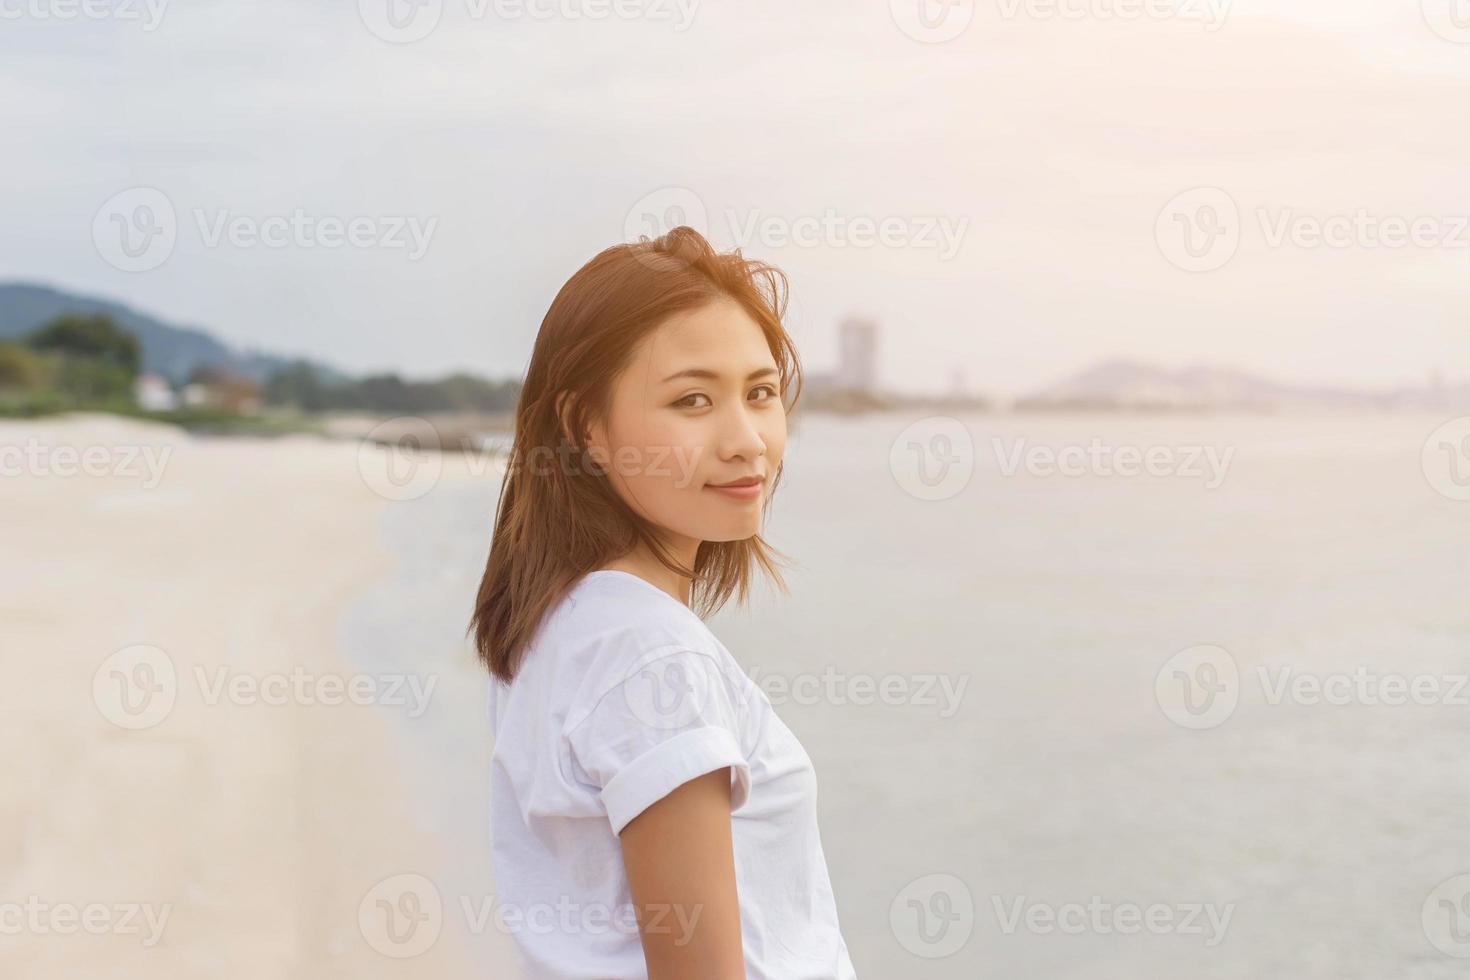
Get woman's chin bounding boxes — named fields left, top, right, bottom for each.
left=698, top=520, right=762, bottom=544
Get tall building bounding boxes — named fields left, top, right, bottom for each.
left=836, top=316, right=878, bottom=393
left=956, top=367, right=977, bottom=399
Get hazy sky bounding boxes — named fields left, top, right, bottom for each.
left=4, top=0, right=1469, bottom=397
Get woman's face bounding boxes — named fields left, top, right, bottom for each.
left=584, top=296, right=787, bottom=554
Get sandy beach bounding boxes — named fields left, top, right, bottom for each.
left=1, top=413, right=502, bottom=978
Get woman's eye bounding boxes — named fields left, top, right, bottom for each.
left=675, top=386, right=777, bottom=409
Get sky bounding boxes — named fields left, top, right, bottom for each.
left=3, top=0, right=1469, bottom=398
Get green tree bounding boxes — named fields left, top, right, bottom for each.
left=0, top=342, right=47, bottom=391
left=265, top=361, right=333, bottom=412
left=28, top=313, right=141, bottom=374
left=52, top=357, right=134, bottom=403
left=25, top=313, right=141, bottom=404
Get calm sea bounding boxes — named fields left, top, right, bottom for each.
left=344, top=410, right=1470, bottom=979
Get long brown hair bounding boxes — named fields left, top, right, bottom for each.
left=469, top=226, right=804, bottom=684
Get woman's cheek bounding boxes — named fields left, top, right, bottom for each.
left=652, top=424, right=705, bottom=487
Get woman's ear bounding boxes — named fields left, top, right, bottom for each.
left=554, top=390, right=582, bottom=448
left=557, top=391, right=608, bottom=473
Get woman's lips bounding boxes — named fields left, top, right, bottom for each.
left=704, top=482, right=763, bottom=501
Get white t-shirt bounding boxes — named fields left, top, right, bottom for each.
left=487, top=569, right=858, bottom=979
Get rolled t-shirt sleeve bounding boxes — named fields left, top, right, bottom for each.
left=567, top=647, right=753, bottom=835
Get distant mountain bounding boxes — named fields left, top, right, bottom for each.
left=1017, top=359, right=1470, bottom=412
left=0, top=281, right=345, bottom=385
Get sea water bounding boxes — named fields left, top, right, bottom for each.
left=344, top=410, right=1470, bottom=978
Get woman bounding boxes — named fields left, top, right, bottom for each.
left=470, top=226, right=858, bottom=979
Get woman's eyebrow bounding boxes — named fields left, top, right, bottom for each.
left=660, top=366, right=778, bottom=384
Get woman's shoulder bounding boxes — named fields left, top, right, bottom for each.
left=537, top=569, right=710, bottom=650
left=534, top=570, right=754, bottom=726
